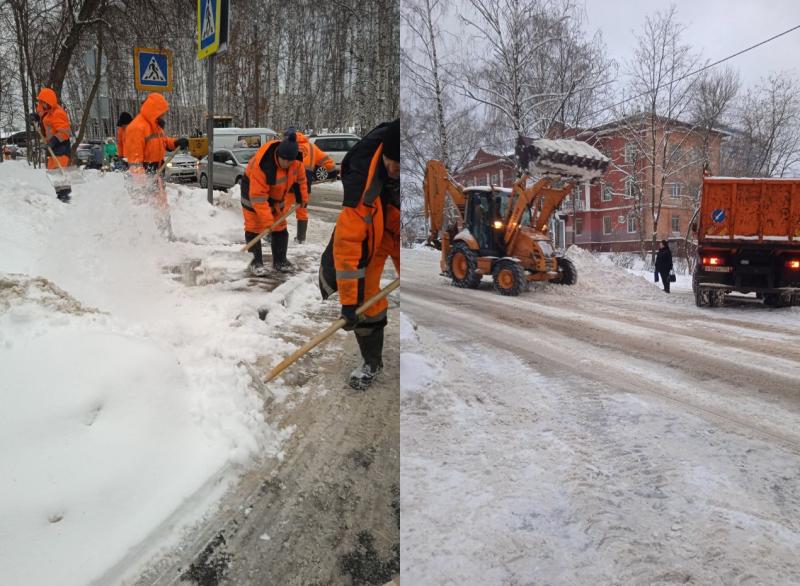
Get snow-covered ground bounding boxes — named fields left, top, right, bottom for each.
left=401, top=245, right=800, bottom=584
left=0, top=161, right=342, bottom=585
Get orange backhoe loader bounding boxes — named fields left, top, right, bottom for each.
left=423, top=138, right=609, bottom=296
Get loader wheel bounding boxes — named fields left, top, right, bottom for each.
left=553, top=257, right=577, bottom=285
left=492, top=259, right=526, bottom=296
left=448, top=242, right=481, bottom=289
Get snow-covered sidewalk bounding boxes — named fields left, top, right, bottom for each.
left=0, top=161, right=337, bottom=584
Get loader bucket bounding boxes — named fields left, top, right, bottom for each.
left=519, top=137, right=610, bottom=182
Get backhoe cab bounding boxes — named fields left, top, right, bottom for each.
left=423, top=138, right=609, bottom=296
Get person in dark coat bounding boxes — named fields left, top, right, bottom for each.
left=655, top=239, right=673, bottom=293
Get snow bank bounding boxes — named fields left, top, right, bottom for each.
left=531, top=245, right=664, bottom=299
left=0, top=161, right=293, bottom=584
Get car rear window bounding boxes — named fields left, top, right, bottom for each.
left=315, top=138, right=359, bottom=152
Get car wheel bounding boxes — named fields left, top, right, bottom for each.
left=199, top=173, right=208, bottom=188
left=315, top=166, right=329, bottom=182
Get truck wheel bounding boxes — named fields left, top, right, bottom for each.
left=692, top=271, right=704, bottom=307
left=764, top=293, right=789, bottom=307
left=448, top=242, right=481, bottom=289
left=553, top=257, right=577, bottom=285
left=492, top=259, right=526, bottom=296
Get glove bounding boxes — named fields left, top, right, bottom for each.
left=29, top=112, right=40, bottom=124
left=340, top=305, right=359, bottom=331
left=47, top=136, right=60, bottom=150
left=174, top=137, right=189, bottom=149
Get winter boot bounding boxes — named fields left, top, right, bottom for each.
left=349, top=326, right=385, bottom=390
left=56, top=187, right=72, bottom=203
left=348, top=362, right=384, bottom=391
left=294, top=220, right=308, bottom=244
left=248, top=259, right=268, bottom=277
left=245, top=230, right=265, bottom=273
left=271, top=230, right=293, bottom=272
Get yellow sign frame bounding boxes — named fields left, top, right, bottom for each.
left=133, top=47, right=173, bottom=92
left=197, top=0, right=222, bottom=60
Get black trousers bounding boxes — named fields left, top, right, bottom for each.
left=658, top=269, right=670, bottom=292
left=354, top=322, right=385, bottom=369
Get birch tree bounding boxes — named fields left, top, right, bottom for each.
left=618, top=5, right=702, bottom=257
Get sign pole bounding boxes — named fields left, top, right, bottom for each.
left=207, top=54, right=214, bottom=205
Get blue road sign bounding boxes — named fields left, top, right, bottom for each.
left=198, top=0, right=222, bottom=59
left=712, top=209, right=726, bottom=223
left=134, top=48, right=173, bottom=92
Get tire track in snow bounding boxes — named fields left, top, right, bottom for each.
left=403, top=283, right=800, bottom=453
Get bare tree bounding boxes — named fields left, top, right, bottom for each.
left=459, top=0, right=611, bottom=171
left=725, top=73, right=800, bottom=177
left=617, top=5, right=703, bottom=258
left=690, top=66, right=739, bottom=177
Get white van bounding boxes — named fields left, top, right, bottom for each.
left=213, top=127, right=279, bottom=151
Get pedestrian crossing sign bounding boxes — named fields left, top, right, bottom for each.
left=134, top=48, right=173, bottom=92
left=197, top=0, right=222, bottom=59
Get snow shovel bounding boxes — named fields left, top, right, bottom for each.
left=241, top=203, right=300, bottom=252
left=156, top=147, right=185, bottom=175
left=264, top=278, right=400, bottom=383
left=37, top=126, right=84, bottom=188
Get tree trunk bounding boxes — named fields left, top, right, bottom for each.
left=47, top=0, right=104, bottom=95
left=72, top=32, right=104, bottom=161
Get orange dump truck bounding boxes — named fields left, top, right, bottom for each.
left=692, top=177, right=800, bottom=307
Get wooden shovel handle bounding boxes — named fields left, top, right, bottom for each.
left=264, top=278, right=400, bottom=383
left=241, top=203, right=300, bottom=252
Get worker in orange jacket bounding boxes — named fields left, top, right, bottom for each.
left=241, top=131, right=308, bottom=274
left=32, top=88, right=73, bottom=203
left=318, top=118, right=399, bottom=390
left=124, top=93, right=188, bottom=174
left=115, top=111, right=132, bottom=167
left=285, top=130, right=335, bottom=244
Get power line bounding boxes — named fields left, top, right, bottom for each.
left=588, top=23, right=800, bottom=120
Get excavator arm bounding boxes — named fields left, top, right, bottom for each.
left=423, top=159, right=467, bottom=247
left=503, top=176, right=576, bottom=247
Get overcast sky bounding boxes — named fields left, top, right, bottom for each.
left=582, top=0, right=800, bottom=87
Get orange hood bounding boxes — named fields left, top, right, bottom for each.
left=140, top=93, right=169, bottom=123
left=37, top=88, right=58, bottom=108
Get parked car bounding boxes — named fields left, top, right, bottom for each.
left=309, top=134, right=360, bottom=175
left=197, top=148, right=257, bottom=190
left=76, top=140, right=104, bottom=169
left=164, top=151, right=198, bottom=183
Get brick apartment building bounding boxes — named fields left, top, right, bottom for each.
left=453, top=148, right=515, bottom=188
left=559, top=115, right=723, bottom=252
left=452, top=116, right=722, bottom=253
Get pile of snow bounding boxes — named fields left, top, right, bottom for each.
left=0, top=161, right=304, bottom=584
left=532, top=245, right=664, bottom=299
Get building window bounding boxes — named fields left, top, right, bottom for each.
left=575, top=216, right=583, bottom=235
left=491, top=173, right=499, bottom=185
left=671, top=183, right=682, bottom=198
left=603, top=216, right=612, bottom=235
left=627, top=215, right=637, bottom=233
left=486, top=173, right=490, bottom=185
left=624, top=177, right=635, bottom=199
left=671, top=215, right=680, bottom=234
left=601, top=183, right=612, bottom=202
left=624, top=142, right=637, bottom=163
